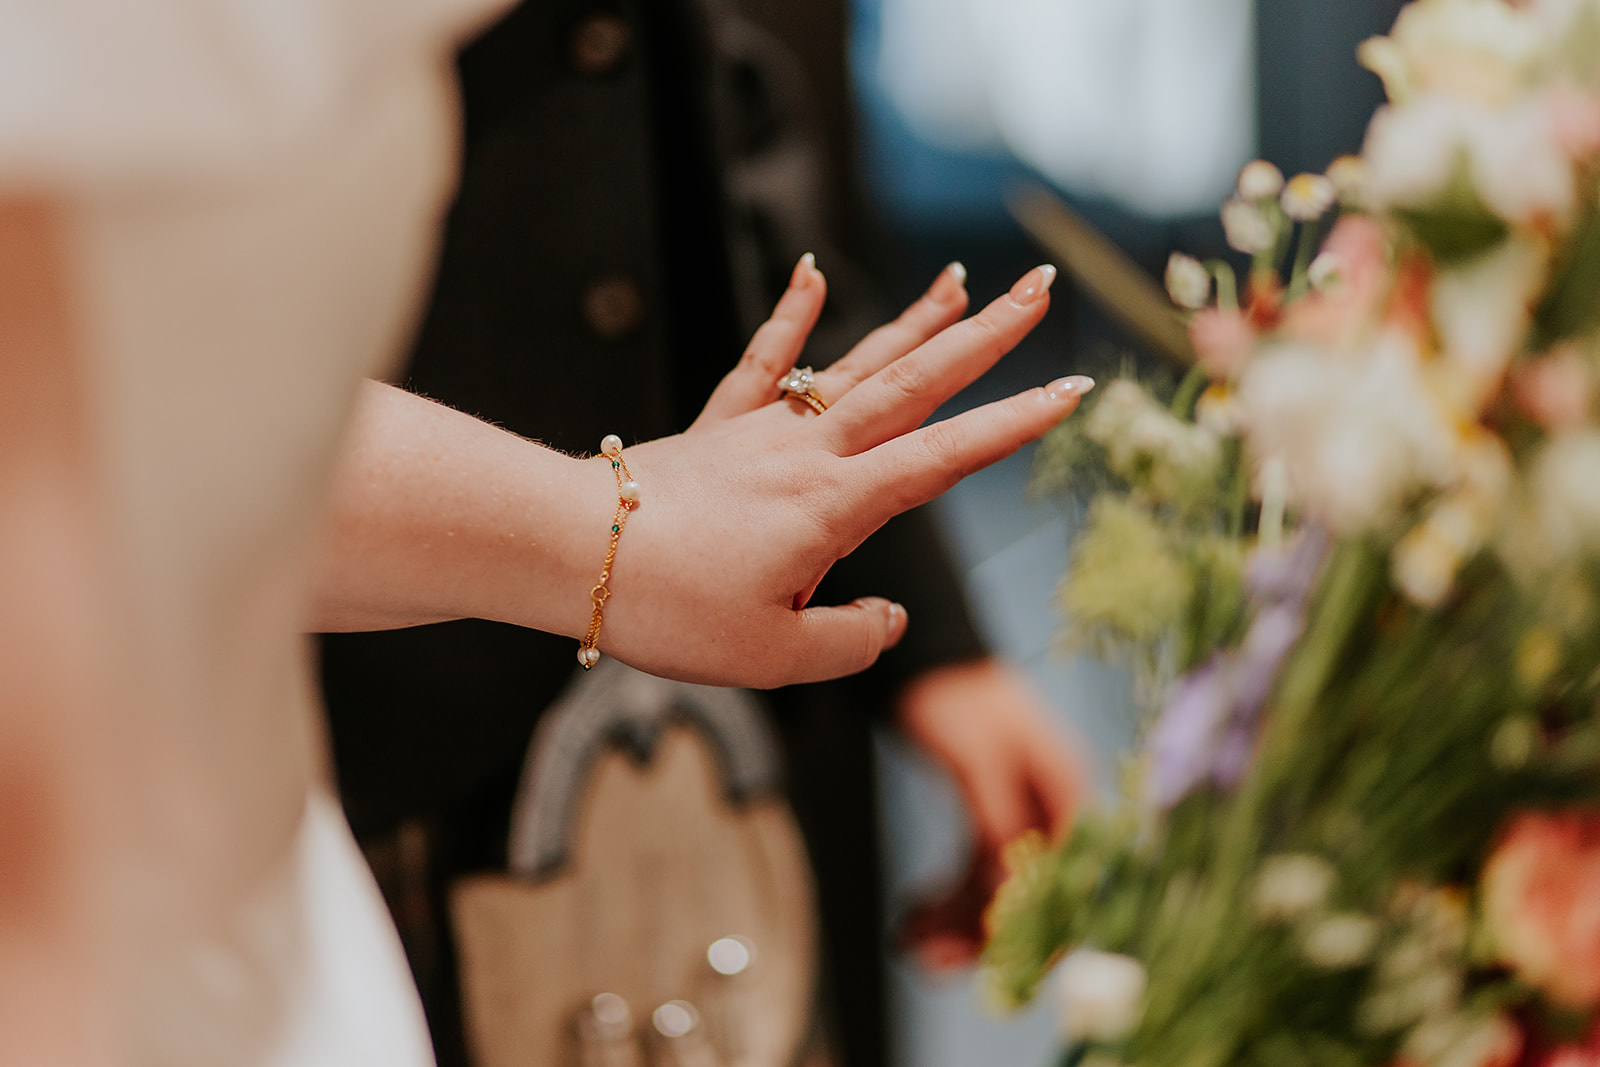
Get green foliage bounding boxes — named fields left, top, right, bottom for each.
left=1393, top=169, right=1509, bottom=266
left=984, top=531, right=1600, bottom=1067
left=1534, top=208, right=1600, bottom=348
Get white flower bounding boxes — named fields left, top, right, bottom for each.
left=1239, top=333, right=1459, bottom=534
left=1221, top=197, right=1277, bottom=255
left=1281, top=173, right=1338, bottom=221
left=1430, top=237, right=1548, bottom=413
left=1084, top=379, right=1222, bottom=502
left=1237, top=160, right=1286, bottom=201
left=1326, top=155, right=1367, bottom=204
left=1195, top=384, right=1244, bottom=436
left=1164, top=253, right=1211, bottom=310
left=1403, top=1013, right=1522, bottom=1067
left=1361, top=97, right=1470, bottom=210
left=1255, top=854, right=1337, bottom=922
left=1307, top=251, right=1345, bottom=291
left=1303, top=913, right=1380, bottom=969
left=1054, top=950, right=1147, bottom=1044
left=1530, top=431, right=1600, bottom=557
left=1466, top=98, right=1577, bottom=225
left=1363, top=95, right=1577, bottom=226
left=1360, top=0, right=1542, bottom=105
left=1393, top=503, right=1480, bottom=607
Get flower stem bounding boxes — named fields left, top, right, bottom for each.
left=1206, top=260, right=1239, bottom=310
left=1286, top=220, right=1321, bottom=302
left=1170, top=363, right=1209, bottom=420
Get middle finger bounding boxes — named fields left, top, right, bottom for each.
left=810, top=262, right=969, bottom=402
left=817, top=265, right=1056, bottom=456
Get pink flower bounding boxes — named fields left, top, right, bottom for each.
left=1189, top=307, right=1257, bottom=379
left=1514, top=348, right=1594, bottom=431
left=1482, top=809, right=1600, bottom=1008
left=1545, top=86, right=1600, bottom=161
left=1281, top=215, right=1391, bottom=349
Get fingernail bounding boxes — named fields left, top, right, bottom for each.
left=928, top=260, right=968, bottom=302
left=1009, top=264, right=1057, bottom=306
left=1045, top=375, right=1096, bottom=402
left=791, top=252, right=817, bottom=289
left=887, top=602, right=908, bottom=646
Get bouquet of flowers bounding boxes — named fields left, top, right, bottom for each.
left=983, top=3, right=1600, bottom=1066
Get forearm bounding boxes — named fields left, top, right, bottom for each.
left=309, top=379, right=613, bottom=636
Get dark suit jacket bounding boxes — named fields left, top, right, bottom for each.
left=318, top=2, right=985, bottom=1064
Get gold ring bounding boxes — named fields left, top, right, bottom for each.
left=779, top=366, right=828, bottom=414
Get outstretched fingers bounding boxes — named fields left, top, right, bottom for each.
left=849, top=375, right=1095, bottom=521
left=813, top=262, right=969, bottom=396
left=819, top=265, right=1057, bottom=456
left=694, top=254, right=826, bottom=425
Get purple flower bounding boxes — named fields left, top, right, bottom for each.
left=1147, top=656, right=1232, bottom=808
left=1145, top=528, right=1326, bottom=809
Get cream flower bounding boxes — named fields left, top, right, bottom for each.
left=1281, top=173, right=1338, bottom=221
left=1364, top=94, right=1576, bottom=226
left=1360, top=0, right=1542, bottom=105
left=1530, top=431, right=1600, bottom=559
left=1255, top=854, right=1337, bottom=922
left=1164, top=252, right=1211, bottom=310
left=1237, top=159, right=1286, bottom=202
left=1466, top=98, right=1578, bottom=224
left=1401, top=1013, right=1524, bottom=1067
left=1221, top=197, right=1277, bottom=255
left=1361, top=96, right=1472, bottom=210
left=1429, top=236, right=1548, bottom=413
left=1303, top=914, right=1380, bottom=969
left=1054, top=950, right=1147, bottom=1044
left=1391, top=429, right=1510, bottom=607
left=1239, top=332, right=1459, bottom=534
left=1084, top=379, right=1223, bottom=502
left=1326, top=155, right=1367, bottom=204
left=1307, top=251, right=1345, bottom=291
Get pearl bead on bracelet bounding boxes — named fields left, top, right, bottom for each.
left=578, top=435, right=638, bottom=669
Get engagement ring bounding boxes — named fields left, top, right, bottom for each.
left=779, top=366, right=828, bottom=414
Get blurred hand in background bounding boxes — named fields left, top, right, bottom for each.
left=893, top=658, right=1084, bottom=969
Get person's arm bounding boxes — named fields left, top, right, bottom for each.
left=0, top=197, right=117, bottom=1064
left=311, top=258, right=1093, bottom=689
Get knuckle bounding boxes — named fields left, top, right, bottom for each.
left=964, top=310, right=1006, bottom=349
left=877, top=355, right=933, bottom=400
left=920, top=418, right=967, bottom=472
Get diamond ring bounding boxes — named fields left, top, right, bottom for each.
left=778, top=366, right=829, bottom=414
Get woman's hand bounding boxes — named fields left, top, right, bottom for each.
left=591, top=257, right=1093, bottom=686
left=313, top=258, right=1093, bottom=690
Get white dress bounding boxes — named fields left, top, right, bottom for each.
left=0, top=1, right=508, bottom=1063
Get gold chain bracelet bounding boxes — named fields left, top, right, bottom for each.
left=578, top=434, right=640, bottom=669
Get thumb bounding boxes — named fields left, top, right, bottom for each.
left=782, top=598, right=907, bottom=685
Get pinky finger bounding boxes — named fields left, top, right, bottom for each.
left=693, top=254, right=825, bottom=425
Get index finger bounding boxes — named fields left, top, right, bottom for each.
left=841, top=375, right=1095, bottom=527
left=816, top=265, right=1056, bottom=456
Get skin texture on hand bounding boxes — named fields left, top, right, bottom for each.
left=892, top=658, right=1084, bottom=970
left=314, top=258, right=1095, bottom=689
